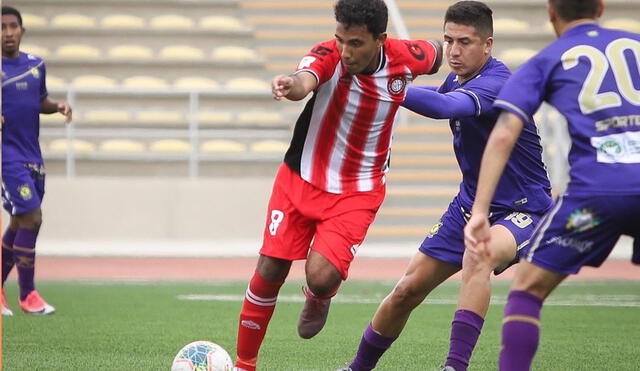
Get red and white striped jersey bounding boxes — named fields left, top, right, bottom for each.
left=283, top=37, right=440, bottom=194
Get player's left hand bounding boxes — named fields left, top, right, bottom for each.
left=58, top=102, right=73, bottom=124
left=464, top=213, right=491, bottom=258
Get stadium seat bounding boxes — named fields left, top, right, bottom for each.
left=173, top=76, right=220, bottom=90
left=149, top=139, right=191, bottom=152
left=603, top=18, right=640, bottom=33
left=150, top=15, right=194, bottom=29
left=72, top=75, right=117, bottom=89
left=108, top=45, right=153, bottom=59
left=122, top=76, right=169, bottom=90
left=84, top=109, right=131, bottom=124
left=21, top=44, right=50, bottom=58
left=212, top=46, right=259, bottom=61
left=101, top=14, right=145, bottom=29
left=199, top=16, right=245, bottom=30
left=135, top=110, right=184, bottom=125
left=250, top=140, right=289, bottom=153
left=225, top=77, right=270, bottom=91
left=50, top=14, right=97, bottom=29
left=39, top=113, right=68, bottom=126
left=48, top=139, right=96, bottom=153
left=238, top=111, right=285, bottom=125
left=499, top=48, right=537, bottom=67
left=197, top=111, right=234, bottom=125
left=99, top=139, right=145, bottom=153
left=22, top=13, right=47, bottom=27
left=56, top=44, right=102, bottom=59
left=493, top=18, right=530, bottom=33
left=200, top=139, right=247, bottom=153
left=45, top=75, right=66, bottom=89
left=159, top=45, right=205, bottom=60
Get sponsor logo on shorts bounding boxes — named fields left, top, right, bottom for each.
left=565, top=208, right=600, bottom=232
left=547, top=236, right=594, bottom=253
left=241, top=320, right=261, bottom=330
left=427, top=222, right=443, bottom=238
left=18, top=184, right=32, bottom=200
left=350, top=244, right=360, bottom=256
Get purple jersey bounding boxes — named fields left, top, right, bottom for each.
left=495, top=23, right=640, bottom=196
left=2, top=52, right=47, bottom=164
left=439, top=57, right=552, bottom=213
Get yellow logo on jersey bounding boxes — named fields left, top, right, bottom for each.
left=30, top=68, right=40, bottom=79
left=18, top=185, right=33, bottom=200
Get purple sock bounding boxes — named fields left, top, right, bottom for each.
left=500, top=290, right=543, bottom=371
left=2, top=228, right=17, bottom=286
left=13, top=228, right=39, bottom=300
left=349, top=323, right=397, bottom=371
left=445, top=309, right=484, bottom=371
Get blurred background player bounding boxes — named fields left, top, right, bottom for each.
left=233, top=0, right=442, bottom=369
left=339, top=2, right=552, bottom=371
left=2, top=5, right=72, bottom=316
left=464, top=0, right=640, bottom=369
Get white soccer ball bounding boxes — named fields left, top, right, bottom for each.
left=171, top=340, right=234, bottom=371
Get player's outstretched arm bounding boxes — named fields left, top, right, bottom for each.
left=465, top=111, right=524, bottom=253
left=402, top=86, right=476, bottom=119
left=271, top=71, right=317, bottom=102
left=41, top=98, right=72, bottom=124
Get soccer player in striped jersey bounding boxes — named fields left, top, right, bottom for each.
left=340, top=2, right=553, bottom=371
left=2, top=6, right=72, bottom=316
left=233, top=0, right=442, bottom=369
left=464, top=0, right=640, bottom=369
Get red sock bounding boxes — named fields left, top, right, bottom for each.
left=235, top=270, right=284, bottom=371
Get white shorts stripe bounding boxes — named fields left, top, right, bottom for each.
left=526, top=195, right=565, bottom=261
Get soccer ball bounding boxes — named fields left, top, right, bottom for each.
left=171, top=340, right=234, bottom=371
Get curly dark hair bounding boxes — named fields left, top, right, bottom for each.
left=334, top=0, right=388, bottom=37
left=2, top=6, right=23, bottom=26
left=549, top=0, right=599, bottom=21
left=444, top=1, right=493, bottom=39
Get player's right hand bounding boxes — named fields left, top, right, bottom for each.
left=464, top=213, right=491, bottom=258
left=272, top=74, right=294, bottom=101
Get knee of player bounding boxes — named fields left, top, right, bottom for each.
left=460, top=263, right=492, bottom=284
left=388, top=281, right=423, bottom=307
left=306, top=274, right=341, bottom=297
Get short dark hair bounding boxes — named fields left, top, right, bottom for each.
left=334, top=0, right=388, bottom=37
left=549, top=0, right=599, bottom=22
left=444, top=1, right=493, bottom=39
left=2, top=6, right=23, bottom=26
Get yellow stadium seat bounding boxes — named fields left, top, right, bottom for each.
left=46, top=75, right=66, bottom=89
left=108, top=45, right=153, bottom=59
left=149, top=139, right=191, bottom=152
left=225, top=77, right=270, bottom=91
left=200, top=139, right=247, bottom=153
left=84, top=109, right=131, bottom=124
left=197, top=111, right=233, bottom=125
left=39, top=113, right=68, bottom=126
left=199, top=16, right=245, bottom=30
left=159, top=45, right=205, bottom=60
left=212, top=46, right=259, bottom=61
left=238, top=111, right=284, bottom=125
left=150, top=15, right=194, bottom=29
left=493, top=18, right=530, bottom=33
left=72, top=75, right=117, bottom=89
left=499, top=48, right=537, bottom=67
left=22, top=13, right=47, bottom=27
left=21, top=44, right=50, bottom=58
left=135, top=110, right=184, bottom=125
left=56, top=44, right=102, bottom=59
left=48, top=139, right=96, bottom=153
left=250, top=140, right=289, bottom=153
left=173, top=77, right=220, bottom=90
left=101, top=14, right=145, bottom=29
left=122, top=76, right=168, bottom=90
left=51, top=14, right=97, bottom=28
left=603, top=18, right=640, bottom=33
left=99, top=139, right=145, bottom=152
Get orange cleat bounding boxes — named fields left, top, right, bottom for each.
left=19, top=290, right=55, bottom=315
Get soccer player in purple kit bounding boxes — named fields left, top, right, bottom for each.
left=2, top=6, right=72, bottom=316
left=464, top=0, right=640, bottom=369
left=338, top=2, right=553, bottom=371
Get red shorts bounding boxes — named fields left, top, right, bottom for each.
left=260, top=164, right=386, bottom=279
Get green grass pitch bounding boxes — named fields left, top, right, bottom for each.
left=3, top=280, right=639, bottom=370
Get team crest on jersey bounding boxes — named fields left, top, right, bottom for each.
left=427, top=221, right=443, bottom=238
left=30, top=67, right=40, bottom=79
left=387, top=75, right=407, bottom=95
left=565, top=208, right=600, bottom=232
left=18, top=184, right=32, bottom=200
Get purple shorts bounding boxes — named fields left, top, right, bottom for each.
left=419, top=196, right=544, bottom=274
left=523, top=193, right=640, bottom=274
left=2, top=162, right=46, bottom=216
